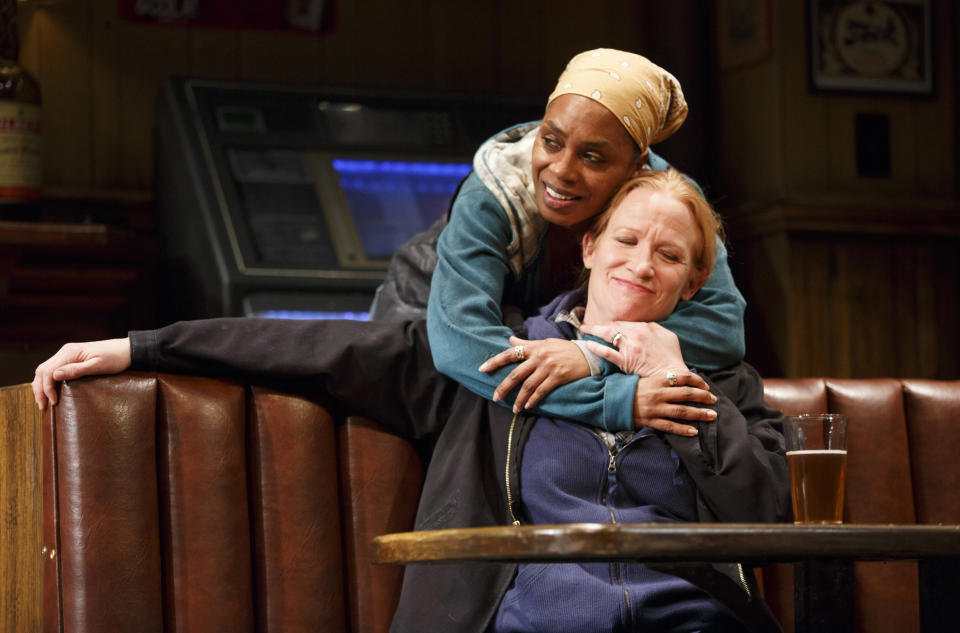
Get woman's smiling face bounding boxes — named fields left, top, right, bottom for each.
left=532, top=94, right=642, bottom=229
left=581, top=185, right=705, bottom=325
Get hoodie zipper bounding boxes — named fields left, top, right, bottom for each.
left=736, top=563, right=752, bottom=600
left=594, top=431, right=634, bottom=620
left=505, top=412, right=521, bottom=526
left=507, top=420, right=753, bottom=604
left=595, top=433, right=755, bottom=609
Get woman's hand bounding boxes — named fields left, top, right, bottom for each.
left=32, top=338, right=132, bottom=410
left=580, top=321, right=715, bottom=435
left=632, top=372, right=717, bottom=436
left=580, top=321, right=686, bottom=378
left=478, top=336, right=590, bottom=413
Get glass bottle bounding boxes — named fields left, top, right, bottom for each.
left=0, top=0, right=43, bottom=219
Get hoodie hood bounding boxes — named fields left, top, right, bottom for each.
left=472, top=122, right=546, bottom=278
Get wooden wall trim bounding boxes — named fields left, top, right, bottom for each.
left=728, top=198, right=960, bottom=241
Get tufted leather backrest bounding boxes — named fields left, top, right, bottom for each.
left=40, top=373, right=960, bottom=633
left=901, top=380, right=960, bottom=524
left=338, top=416, right=423, bottom=633
left=47, top=373, right=348, bottom=633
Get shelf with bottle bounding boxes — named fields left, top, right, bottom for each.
left=0, top=0, right=42, bottom=220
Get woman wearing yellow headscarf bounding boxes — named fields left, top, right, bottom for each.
left=377, top=49, right=746, bottom=435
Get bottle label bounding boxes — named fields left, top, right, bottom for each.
left=0, top=101, right=42, bottom=202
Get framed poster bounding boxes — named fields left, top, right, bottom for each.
left=809, top=0, right=934, bottom=95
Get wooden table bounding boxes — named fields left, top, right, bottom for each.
left=374, top=522, right=960, bottom=633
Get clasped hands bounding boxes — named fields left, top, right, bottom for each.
left=478, top=321, right=716, bottom=436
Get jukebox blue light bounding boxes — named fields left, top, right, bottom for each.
left=331, top=157, right=472, bottom=258
left=257, top=310, right=371, bottom=321
left=332, top=159, right=471, bottom=178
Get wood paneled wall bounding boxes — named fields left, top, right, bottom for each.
left=729, top=200, right=960, bottom=380
left=716, top=1, right=959, bottom=379
left=716, top=0, right=957, bottom=203
left=17, top=0, right=658, bottom=192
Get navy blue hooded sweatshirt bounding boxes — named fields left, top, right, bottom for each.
left=493, top=289, right=744, bottom=632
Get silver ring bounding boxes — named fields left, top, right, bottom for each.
left=666, top=371, right=679, bottom=387
left=611, top=331, right=624, bottom=348
left=515, top=345, right=525, bottom=362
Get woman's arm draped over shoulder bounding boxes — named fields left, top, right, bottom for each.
left=130, top=318, right=456, bottom=440
left=426, top=173, right=639, bottom=432
left=660, top=239, right=746, bottom=370
left=665, top=363, right=790, bottom=523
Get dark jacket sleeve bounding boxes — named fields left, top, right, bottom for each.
left=130, top=318, right=458, bottom=441
left=666, top=362, right=790, bottom=524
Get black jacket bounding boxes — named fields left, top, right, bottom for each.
left=130, top=317, right=788, bottom=633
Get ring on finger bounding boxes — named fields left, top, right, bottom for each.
left=611, top=331, right=624, bottom=348
left=515, top=345, right=525, bottom=362
left=666, top=371, right=679, bottom=387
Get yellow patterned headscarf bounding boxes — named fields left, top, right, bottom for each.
left=548, top=48, right=688, bottom=150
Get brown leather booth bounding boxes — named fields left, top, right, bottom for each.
left=4, top=374, right=959, bottom=633
left=760, top=378, right=960, bottom=633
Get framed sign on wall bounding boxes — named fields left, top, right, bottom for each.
left=716, top=0, right=772, bottom=71
left=808, top=0, right=934, bottom=95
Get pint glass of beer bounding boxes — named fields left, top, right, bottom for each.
left=784, top=414, right=848, bottom=524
